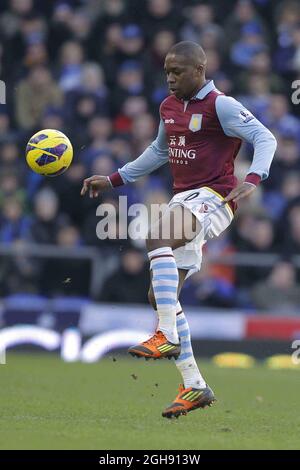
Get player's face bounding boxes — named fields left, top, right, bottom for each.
left=164, top=53, right=203, bottom=100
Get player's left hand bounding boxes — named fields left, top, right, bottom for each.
left=224, top=182, right=256, bottom=204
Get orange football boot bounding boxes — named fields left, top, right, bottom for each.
left=162, top=383, right=216, bottom=419
left=128, top=331, right=181, bottom=360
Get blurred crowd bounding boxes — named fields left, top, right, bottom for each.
left=1, top=0, right=300, bottom=313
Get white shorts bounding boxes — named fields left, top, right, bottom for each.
left=168, top=187, right=234, bottom=278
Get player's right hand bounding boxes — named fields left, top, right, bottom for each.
left=80, top=175, right=111, bottom=198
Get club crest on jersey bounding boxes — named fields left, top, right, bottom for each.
left=189, top=114, right=202, bottom=132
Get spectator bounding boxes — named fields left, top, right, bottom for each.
left=273, top=0, right=300, bottom=75
left=0, top=197, right=31, bottom=243
left=64, top=61, right=109, bottom=133
left=83, top=115, right=112, bottom=156
left=251, top=261, right=300, bottom=313
left=67, top=9, right=92, bottom=46
left=143, top=29, right=175, bottom=107
left=99, top=247, right=149, bottom=303
left=15, top=65, right=63, bottom=130
left=0, top=110, right=13, bottom=144
left=233, top=214, right=276, bottom=287
left=40, top=106, right=65, bottom=134
left=30, top=187, right=69, bottom=244
left=109, top=134, right=132, bottom=166
left=0, top=172, right=26, bottom=209
left=230, top=22, right=267, bottom=69
left=265, top=134, right=300, bottom=191
left=0, top=0, right=34, bottom=43
left=142, top=0, right=182, bottom=38
left=292, top=26, right=300, bottom=72
left=47, top=3, right=73, bottom=60
left=119, top=24, right=145, bottom=62
left=88, top=0, right=128, bottom=63
left=180, top=3, right=223, bottom=51
left=95, top=23, right=123, bottom=88
left=264, top=94, right=300, bottom=139
left=3, top=11, right=48, bottom=75
left=237, top=51, right=284, bottom=96
left=58, top=41, right=85, bottom=92
left=112, top=60, right=145, bottom=115
left=53, top=163, right=88, bottom=228
left=224, top=0, right=267, bottom=53
left=114, top=95, right=149, bottom=134
left=237, top=73, right=271, bottom=120
left=0, top=142, right=25, bottom=177
left=131, top=112, right=156, bottom=153
left=263, top=172, right=300, bottom=220
left=39, top=225, right=91, bottom=297
left=0, top=239, right=41, bottom=295
left=283, top=202, right=300, bottom=255
left=180, top=259, right=237, bottom=308
left=205, top=49, right=223, bottom=78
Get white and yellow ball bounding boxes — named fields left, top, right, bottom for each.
left=26, top=129, right=73, bottom=176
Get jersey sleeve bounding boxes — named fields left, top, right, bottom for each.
left=215, top=95, right=277, bottom=182
left=109, top=119, right=169, bottom=186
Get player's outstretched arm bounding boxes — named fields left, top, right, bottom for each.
left=81, top=119, right=168, bottom=198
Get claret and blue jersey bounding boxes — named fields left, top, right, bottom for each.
left=160, top=82, right=242, bottom=196
left=109, top=80, right=277, bottom=202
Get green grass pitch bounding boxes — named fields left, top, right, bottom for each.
left=0, top=353, right=299, bottom=450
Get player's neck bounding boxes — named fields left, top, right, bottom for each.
left=183, top=78, right=207, bottom=101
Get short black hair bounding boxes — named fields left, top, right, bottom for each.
left=168, top=41, right=207, bottom=66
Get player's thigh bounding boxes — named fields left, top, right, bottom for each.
left=146, top=205, right=201, bottom=251
left=148, top=268, right=187, bottom=310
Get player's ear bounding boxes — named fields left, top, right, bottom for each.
left=197, top=64, right=205, bottom=74
left=194, top=64, right=204, bottom=78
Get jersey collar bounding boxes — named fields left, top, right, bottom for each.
left=193, top=80, right=216, bottom=100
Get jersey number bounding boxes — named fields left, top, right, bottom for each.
left=183, top=192, right=199, bottom=201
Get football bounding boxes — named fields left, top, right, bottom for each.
left=25, top=129, right=73, bottom=176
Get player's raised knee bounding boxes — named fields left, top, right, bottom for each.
left=146, top=236, right=171, bottom=252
